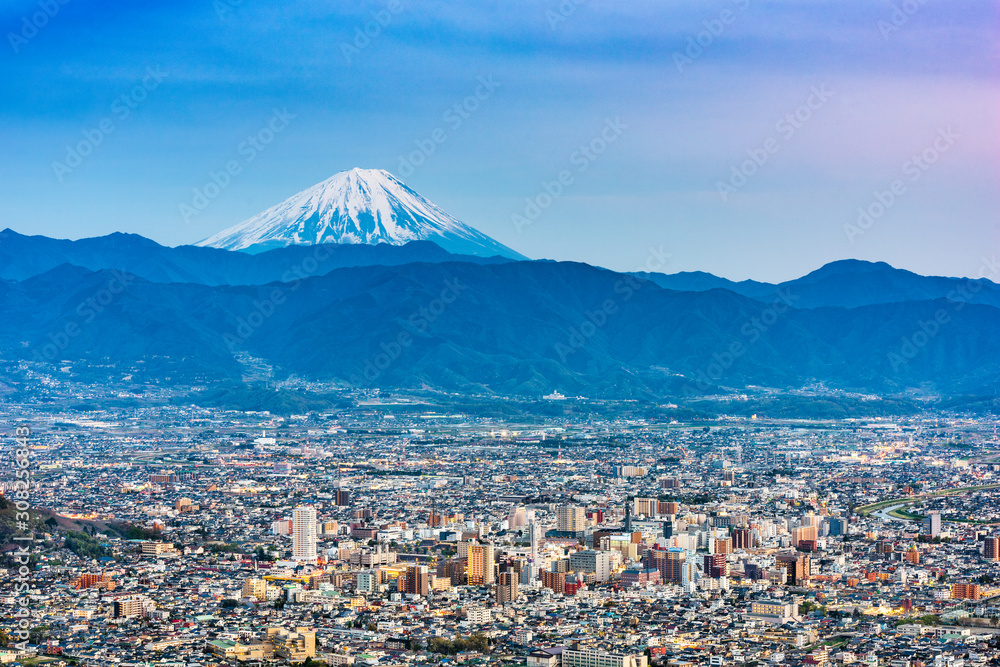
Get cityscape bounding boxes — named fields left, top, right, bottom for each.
left=3, top=388, right=1000, bottom=666
left=2, top=1, right=999, bottom=667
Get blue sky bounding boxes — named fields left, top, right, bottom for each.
left=0, top=0, right=997, bottom=281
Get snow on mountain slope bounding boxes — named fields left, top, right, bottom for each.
left=197, top=168, right=526, bottom=259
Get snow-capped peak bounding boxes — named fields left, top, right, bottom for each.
left=196, top=168, right=525, bottom=259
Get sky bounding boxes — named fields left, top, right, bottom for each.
left=0, top=0, right=997, bottom=282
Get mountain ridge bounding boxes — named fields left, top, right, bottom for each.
left=635, top=258, right=1000, bottom=310
left=6, top=228, right=997, bottom=311
left=3, top=258, right=999, bottom=398
left=0, top=228, right=512, bottom=286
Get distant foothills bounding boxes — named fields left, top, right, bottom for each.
left=1, top=226, right=998, bottom=403
left=2, top=169, right=998, bottom=403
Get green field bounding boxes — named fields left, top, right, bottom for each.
left=855, top=484, right=1000, bottom=522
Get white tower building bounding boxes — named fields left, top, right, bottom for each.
left=292, top=505, right=318, bottom=562
left=529, top=521, right=543, bottom=580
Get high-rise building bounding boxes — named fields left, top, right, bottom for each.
left=703, top=553, right=728, bottom=578
left=732, top=527, right=752, bottom=550
left=922, top=512, right=941, bottom=537
left=792, top=525, right=818, bottom=549
left=643, top=548, right=666, bottom=577
left=530, top=521, right=542, bottom=570
left=113, top=596, right=148, bottom=618
left=715, top=537, right=733, bottom=555
left=292, top=506, right=318, bottom=562
left=72, top=571, right=115, bottom=590
left=776, top=552, right=810, bottom=586
left=496, top=571, right=515, bottom=604
left=984, top=536, right=999, bottom=561
left=335, top=488, right=351, bottom=506
left=541, top=570, right=566, bottom=594
left=665, top=547, right=686, bottom=583
left=828, top=517, right=848, bottom=537
left=508, top=506, right=528, bottom=529
left=243, top=577, right=267, bottom=600
left=356, top=571, right=378, bottom=594
left=569, top=549, right=611, bottom=582
left=467, top=543, right=495, bottom=585
left=633, top=497, right=657, bottom=517
left=439, top=557, right=468, bottom=586
left=680, top=562, right=698, bottom=592
left=557, top=505, right=586, bottom=533
left=642, top=546, right=687, bottom=583
left=952, top=583, right=982, bottom=600
left=401, top=565, right=430, bottom=596
left=272, top=519, right=293, bottom=535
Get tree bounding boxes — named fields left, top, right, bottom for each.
left=299, top=658, right=329, bottom=667
left=28, top=625, right=49, bottom=645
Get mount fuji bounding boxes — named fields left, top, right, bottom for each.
left=197, top=168, right=526, bottom=259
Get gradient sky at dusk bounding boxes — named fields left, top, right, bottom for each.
left=1, top=0, right=997, bottom=281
